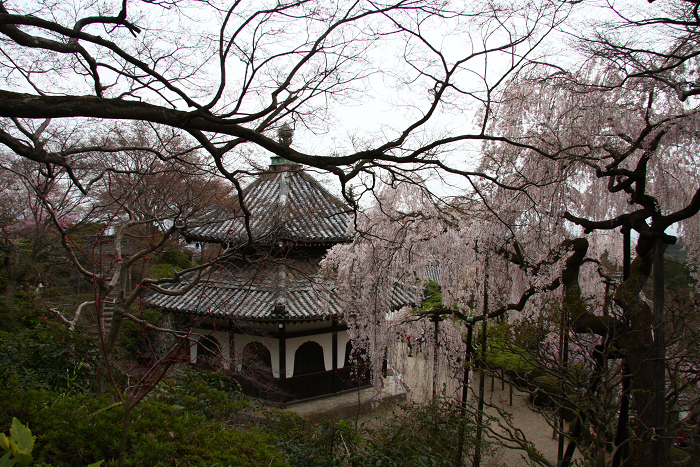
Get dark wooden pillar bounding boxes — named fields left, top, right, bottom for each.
left=332, top=318, right=338, bottom=392
left=228, top=328, right=235, bottom=371
left=279, top=322, right=287, bottom=380
left=431, top=314, right=441, bottom=400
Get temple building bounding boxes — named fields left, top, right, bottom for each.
left=147, top=145, right=408, bottom=402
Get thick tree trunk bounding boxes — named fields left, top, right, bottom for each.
left=615, top=237, right=656, bottom=466
left=106, top=295, right=126, bottom=349
left=562, top=239, right=620, bottom=335
left=561, top=236, right=661, bottom=465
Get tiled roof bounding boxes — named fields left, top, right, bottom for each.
left=147, top=164, right=414, bottom=322
left=182, top=166, right=353, bottom=245
left=146, top=256, right=416, bottom=321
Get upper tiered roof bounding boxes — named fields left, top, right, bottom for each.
left=182, top=162, right=353, bottom=246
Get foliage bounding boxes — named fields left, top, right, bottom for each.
left=261, top=411, right=361, bottom=467
left=473, top=322, right=537, bottom=375
left=153, top=367, right=250, bottom=422
left=416, top=280, right=445, bottom=313
left=662, top=258, right=696, bottom=296
left=2, top=365, right=486, bottom=467
left=262, top=400, right=485, bottom=467
left=0, top=321, right=99, bottom=394
left=0, top=387, right=287, bottom=467
left=0, top=418, right=35, bottom=467
left=0, top=419, right=103, bottom=467
left=158, top=249, right=194, bottom=270
left=0, top=291, right=43, bottom=334
left=116, top=309, right=161, bottom=363
left=485, top=337, right=536, bottom=375
left=360, top=400, right=484, bottom=467
left=146, top=250, right=195, bottom=281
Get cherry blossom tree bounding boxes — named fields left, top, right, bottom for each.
left=325, top=12, right=700, bottom=458
left=323, top=178, right=566, bottom=464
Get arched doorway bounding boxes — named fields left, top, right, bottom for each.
left=241, top=341, right=273, bottom=376
left=195, top=335, right=222, bottom=369
left=293, top=341, right=325, bottom=376
left=238, top=341, right=278, bottom=400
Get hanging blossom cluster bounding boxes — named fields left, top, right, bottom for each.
left=322, top=182, right=449, bottom=386
left=322, top=174, right=588, bottom=389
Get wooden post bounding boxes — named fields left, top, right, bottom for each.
left=509, top=383, right=513, bottom=406
left=229, top=330, right=235, bottom=371
left=558, top=295, right=570, bottom=458
left=455, top=319, right=474, bottom=467
left=463, top=322, right=474, bottom=404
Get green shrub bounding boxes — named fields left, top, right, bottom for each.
left=0, top=291, right=44, bottom=333
left=117, top=309, right=161, bottom=362
left=124, top=400, right=287, bottom=467
left=0, top=323, right=99, bottom=394
left=147, top=249, right=194, bottom=280
left=153, top=367, right=249, bottom=422
left=359, top=400, right=484, bottom=467
left=485, top=337, right=535, bottom=374
left=530, top=375, right=557, bottom=407
left=261, top=411, right=361, bottom=467
left=159, top=250, right=193, bottom=270
left=0, top=390, right=117, bottom=465
left=416, top=280, right=445, bottom=313
left=0, top=389, right=287, bottom=467
left=262, top=399, right=486, bottom=467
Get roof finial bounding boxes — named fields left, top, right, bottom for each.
left=277, top=123, right=293, bottom=147
left=271, top=123, right=296, bottom=168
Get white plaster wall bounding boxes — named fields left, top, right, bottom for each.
left=286, top=320, right=334, bottom=332
left=337, top=330, right=350, bottom=369
left=234, top=334, right=280, bottom=377
left=190, top=329, right=230, bottom=370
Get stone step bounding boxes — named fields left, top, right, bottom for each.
left=101, top=298, right=115, bottom=336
